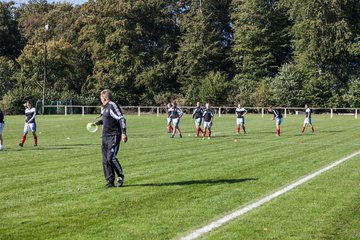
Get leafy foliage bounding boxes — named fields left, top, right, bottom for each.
left=0, top=0, right=359, bottom=112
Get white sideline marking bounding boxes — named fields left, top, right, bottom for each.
left=180, top=150, right=360, bottom=240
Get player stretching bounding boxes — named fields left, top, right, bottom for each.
left=301, top=104, right=315, bottom=133
left=192, top=102, right=204, bottom=137
left=202, top=103, right=214, bottom=139
left=235, top=104, right=247, bottom=134
left=19, top=100, right=38, bottom=147
left=170, top=102, right=183, bottom=138
left=268, top=107, right=283, bottom=136
left=167, top=103, right=173, bottom=133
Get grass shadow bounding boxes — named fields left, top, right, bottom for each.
left=125, top=178, right=257, bottom=187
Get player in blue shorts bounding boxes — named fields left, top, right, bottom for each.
left=268, top=106, right=283, bottom=136
left=192, top=102, right=204, bottom=137
left=301, top=104, right=315, bottom=133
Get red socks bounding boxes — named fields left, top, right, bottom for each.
left=237, top=127, right=240, bottom=133
left=276, top=128, right=280, bottom=136
left=196, top=127, right=202, bottom=136
left=168, top=125, right=173, bottom=133
left=21, top=135, right=26, bottom=144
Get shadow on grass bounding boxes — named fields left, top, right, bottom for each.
left=125, top=178, right=257, bottom=187
left=10, top=143, right=99, bottom=151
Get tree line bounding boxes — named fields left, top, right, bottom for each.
left=0, top=0, right=359, bottom=113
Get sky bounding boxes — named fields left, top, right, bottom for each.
left=14, top=0, right=89, bottom=5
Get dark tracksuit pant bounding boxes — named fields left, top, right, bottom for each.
left=102, top=134, right=124, bottom=183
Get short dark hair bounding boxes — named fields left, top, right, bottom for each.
left=100, top=89, right=113, bottom=101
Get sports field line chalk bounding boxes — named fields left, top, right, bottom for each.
left=180, top=150, right=360, bottom=240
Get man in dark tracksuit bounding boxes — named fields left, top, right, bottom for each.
left=96, top=89, right=128, bottom=188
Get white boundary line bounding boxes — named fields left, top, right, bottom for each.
left=180, top=150, right=360, bottom=240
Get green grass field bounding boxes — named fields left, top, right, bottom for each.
left=1, top=113, right=360, bottom=240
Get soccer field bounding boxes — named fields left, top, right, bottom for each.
left=1, top=114, right=360, bottom=239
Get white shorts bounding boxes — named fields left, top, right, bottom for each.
left=0, top=123, right=4, bottom=135
left=236, top=118, right=245, bottom=125
left=24, top=122, right=36, bottom=134
left=195, top=118, right=202, bottom=125
left=172, top=118, right=180, bottom=127
left=204, top=121, right=212, bottom=129
left=167, top=117, right=172, bottom=125
left=304, top=118, right=312, bottom=125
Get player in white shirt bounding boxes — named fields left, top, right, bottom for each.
left=301, top=104, right=315, bottom=133
left=19, top=100, right=38, bottom=147
left=235, top=104, right=247, bottom=134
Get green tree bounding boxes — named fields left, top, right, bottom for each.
left=78, top=0, right=179, bottom=105
left=175, top=0, right=231, bottom=104
left=15, top=39, right=85, bottom=100
left=280, top=0, right=360, bottom=105
left=0, top=1, right=22, bottom=58
left=231, top=0, right=276, bottom=79
left=16, top=0, right=52, bottom=44
left=199, top=71, right=229, bottom=105
left=230, top=0, right=283, bottom=106
left=0, top=56, right=17, bottom=98
left=268, top=63, right=305, bottom=107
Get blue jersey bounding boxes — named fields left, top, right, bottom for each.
left=236, top=108, right=247, bottom=118
left=25, top=107, right=36, bottom=123
left=171, top=107, right=183, bottom=119
left=272, top=109, right=283, bottom=119
left=203, top=109, right=214, bottom=122
left=192, top=107, right=203, bottom=119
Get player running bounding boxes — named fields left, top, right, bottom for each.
left=235, top=104, right=247, bottom=134
left=192, top=102, right=204, bottom=137
left=167, top=103, right=173, bottom=133
left=0, top=109, right=4, bottom=151
left=268, top=106, right=283, bottom=136
left=19, top=100, right=38, bottom=147
left=202, top=103, right=214, bottom=139
left=301, top=104, right=315, bottom=133
left=170, top=102, right=183, bottom=138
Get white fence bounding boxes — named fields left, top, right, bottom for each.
left=43, top=105, right=359, bottom=119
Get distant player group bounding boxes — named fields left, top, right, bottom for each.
left=166, top=102, right=315, bottom=139
left=167, top=102, right=215, bottom=139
